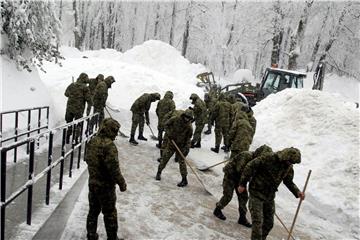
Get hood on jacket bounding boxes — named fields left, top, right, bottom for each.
left=105, top=76, right=115, bottom=88
left=164, top=91, right=174, bottom=100
left=277, top=147, right=301, bottom=164
left=77, top=73, right=89, bottom=84
left=98, top=118, right=120, bottom=140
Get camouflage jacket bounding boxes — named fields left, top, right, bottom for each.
left=228, top=113, right=254, bottom=151
left=211, top=100, right=232, bottom=127
left=65, top=78, right=92, bottom=115
left=131, top=93, right=155, bottom=113
left=192, top=98, right=207, bottom=124
left=93, top=81, right=108, bottom=108
left=239, top=153, right=300, bottom=201
left=156, top=92, right=176, bottom=128
left=85, top=135, right=126, bottom=189
left=164, top=113, right=193, bottom=147
left=224, top=151, right=253, bottom=180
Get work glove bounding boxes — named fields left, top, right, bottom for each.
left=119, top=183, right=127, bottom=192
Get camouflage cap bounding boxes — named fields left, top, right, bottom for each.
left=190, top=93, right=198, bottom=100
left=164, top=91, right=174, bottom=99
left=96, top=74, right=104, bottom=81
left=277, top=147, right=301, bottom=164
left=254, top=144, right=273, bottom=158
left=104, top=76, right=115, bottom=88
left=182, top=109, right=194, bottom=121
left=98, top=118, right=121, bottom=139
left=77, top=72, right=89, bottom=83
left=151, top=93, right=161, bottom=100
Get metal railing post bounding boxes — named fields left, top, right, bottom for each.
left=69, top=123, right=76, bottom=178
left=0, top=113, right=3, bottom=148
left=1, top=150, right=7, bottom=240
left=26, top=140, right=35, bottom=225
left=46, top=107, right=50, bottom=130
left=77, top=121, right=84, bottom=169
left=59, top=128, right=66, bottom=190
left=37, top=108, right=41, bottom=147
left=14, top=112, right=18, bottom=162
left=46, top=132, right=53, bottom=205
left=26, top=110, right=31, bottom=154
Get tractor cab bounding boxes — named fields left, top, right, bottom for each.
left=257, top=68, right=306, bottom=101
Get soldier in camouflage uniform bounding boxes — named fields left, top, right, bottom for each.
left=238, top=147, right=305, bottom=240
left=155, top=109, right=193, bottom=187
left=204, top=92, right=217, bottom=135
left=228, top=110, right=254, bottom=159
left=213, top=145, right=273, bottom=227
left=156, top=91, right=176, bottom=149
left=85, top=118, right=127, bottom=240
left=64, top=73, right=92, bottom=143
left=93, top=76, right=115, bottom=124
left=189, top=93, right=207, bottom=148
left=231, top=99, right=257, bottom=134
left=89, top=74, right=104, bottom=99
left=210, top=93, right=232, bottom=153
left=129, top=93, right=161, bottom=145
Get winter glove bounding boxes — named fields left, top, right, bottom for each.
left=119, top=183, right=127, bottom=192
left=188, top=106, right=194, bottom=111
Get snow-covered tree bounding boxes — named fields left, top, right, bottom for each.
left=1, top=0, right=62, bottom=72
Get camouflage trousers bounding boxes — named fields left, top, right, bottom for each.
left=192, top=121, right=205, bottom=144
left=94, top=105, right=105, bottom=124
left=158, top=141, right=188, bottom=177
left=214, top=124, right=230, bottom=146
left=87, top=185, right=118, bottom=240
left=216, top=172, right=249, bottom=216
left=130, top=112, right=145, bottom=136
left=249, top=195, right=275, bottom=240
left=65, top=111, right=83, bottom=143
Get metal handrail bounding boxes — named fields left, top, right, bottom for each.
left=0, top=113, right=99, bottom=240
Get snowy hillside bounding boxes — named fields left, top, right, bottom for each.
left=2, top=40, right=359, bottom=239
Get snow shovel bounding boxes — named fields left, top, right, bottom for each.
left=171, top=140, right=212, bottom=195
left=106, top=103, right=121, bottom=113
left=146, top=123, right=158, bottom=140
left=197, top=159, right=229, bottom=171
left=104, top=107, right=129, bottom=138
left=287, top=170, right=312, bottom=240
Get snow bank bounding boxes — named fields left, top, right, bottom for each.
left=253, top=88, right=359, bottom=238
left=1, top=56, right=58, bottom=132
left=120, top=40, right=206, bottom=84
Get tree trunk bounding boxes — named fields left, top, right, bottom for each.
left=154, top=3, right=160, bottom=39
left=270, top=0, right=284, bottom=67
left=181, top=3, right=192, bottom=57
left=169, top=2, right=176, bottom=46
left=309, top=6, right=330, bottom=70
left=73, top=0, right=81, bottom=49
left=288, top=0, right=314, bottom=70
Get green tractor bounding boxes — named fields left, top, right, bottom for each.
left=222, top=68, right=307, bottom=106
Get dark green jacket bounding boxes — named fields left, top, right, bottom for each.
left=65, top=76, right=92, bottom=115
left=240, top=153, right=300, bottom=201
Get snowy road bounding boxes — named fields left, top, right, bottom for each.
left=55, top=136, right=311, bottom=240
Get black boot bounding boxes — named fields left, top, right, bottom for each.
left=155, top=171, right=161, bottom=181
left=221, top=145, right=226, bottom=150
left=238, top=215, right=252, bottom=228
left=138, top=134, right=147, bottom=141
left=223, top=145, right=230, bottom=153
left=87, top=233, right=99, bottom=240
left=190, top=141, right=196, bottom=148
left=194, top=141, right=201, bottom=148
left=177, top=176, right=188, bottom=187
left=204, top=129, right=211, bottom=135
left=211, top=146, right=219, bottom=153
left=129, top=135, right=138, bottom=145
left=213, top=206, right=226, bottom=220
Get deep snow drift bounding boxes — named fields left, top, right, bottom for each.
left=253, top=88, right=359, bottom=239
left=3, top=40, right=359, bottom=239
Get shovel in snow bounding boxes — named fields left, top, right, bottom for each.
left=197, top=159, right=229, bottom=171
left=171, top=140, right=212, bottom=195
left=104, top=107, right=129, bottom=138
left=146, top=123, right=158, bottom=140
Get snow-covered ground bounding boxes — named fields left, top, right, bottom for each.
left=2, top=40, right=359, bottom=239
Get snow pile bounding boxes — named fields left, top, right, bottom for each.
left=120, top=40, right=206, bottom=84
left=253, top=88, right=359, bottom=238
left=230, top=69, right=256, bottom=84
left=0, top=56, right=58, bottom=131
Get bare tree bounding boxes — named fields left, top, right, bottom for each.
left=270, top=0, right=284, bottom=67
left=288, top=0, right=314, bottom=70
left=169, top=2, right=177, bottom=46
